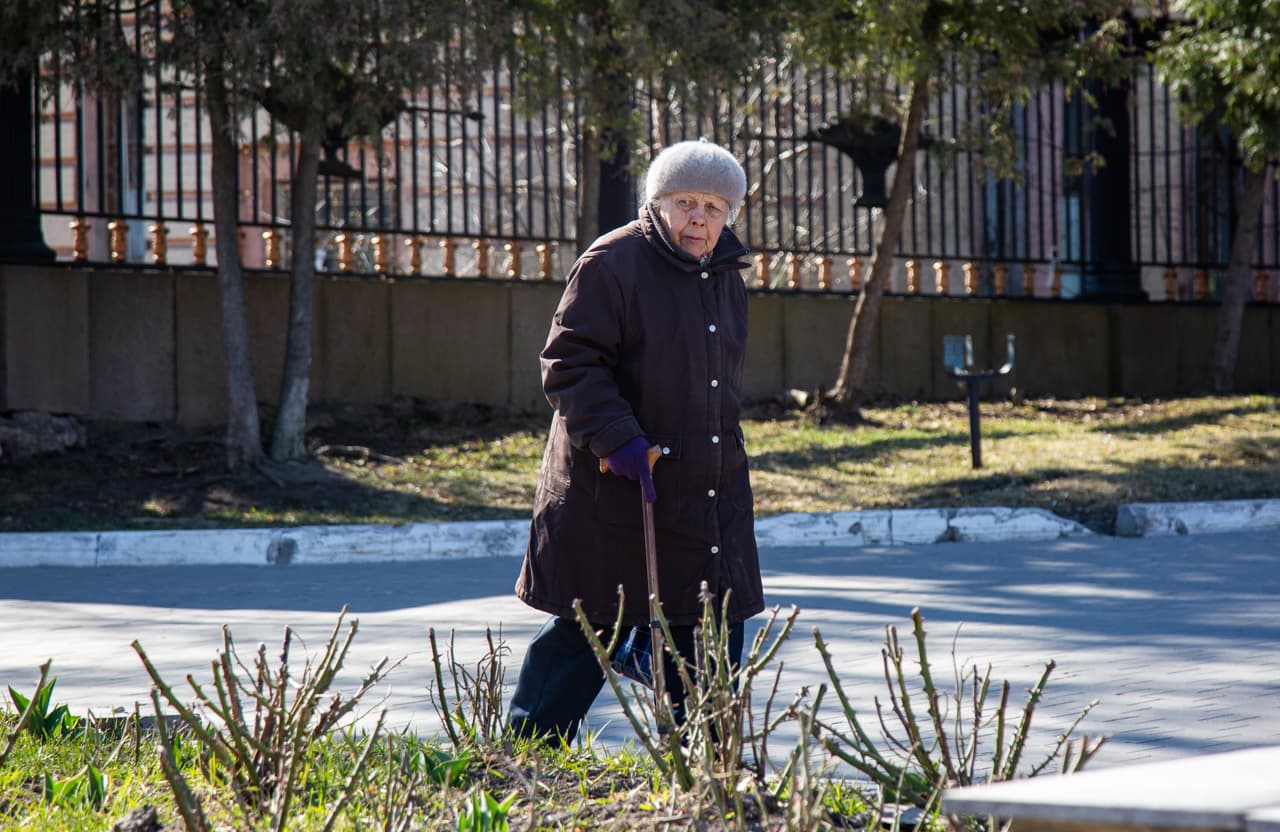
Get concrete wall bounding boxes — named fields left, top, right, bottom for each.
left=2, top=263, right=1277, bottom=428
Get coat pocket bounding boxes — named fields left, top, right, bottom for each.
left=595, top=434, right=683, bottom=528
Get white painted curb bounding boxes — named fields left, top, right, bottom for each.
left=2, top=500, right=1275, bottom=567
left=753, top=507, right=1092, bottom=548
left=0, top=520, right=529, bottom=568
left=1115, top=499, right=1280, bottom=537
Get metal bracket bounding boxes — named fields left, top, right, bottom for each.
left=943, top=334, right=1016, bottom=468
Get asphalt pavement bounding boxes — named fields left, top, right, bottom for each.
left=3, top=528, right=1278, bottom=773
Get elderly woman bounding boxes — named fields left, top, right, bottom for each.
left=508, top=139, right=763, bottom=742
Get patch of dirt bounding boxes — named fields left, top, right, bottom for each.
left=0, top=401, right=545, bottom=533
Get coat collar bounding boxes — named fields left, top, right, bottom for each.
left=639, top=204, right=750, bottom=273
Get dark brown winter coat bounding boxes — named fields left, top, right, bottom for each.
left=515, top=205, right=764, bottom=629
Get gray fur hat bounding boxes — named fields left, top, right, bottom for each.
left=644, top=139, right=747, bottom=210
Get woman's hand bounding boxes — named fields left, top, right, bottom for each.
left=603, top=436, right=658, bottom=503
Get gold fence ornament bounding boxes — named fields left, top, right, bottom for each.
left=335, top=232, right=353, bottom=272
left=262, top=229, right=281, bottom=269
left=754, top=252, right=769, bottom=288
left=372, top=233, right=390, bottom=273
left=933, top=260, right=949, bottom=295
left=149, top=222, right=168, bottom=265
left=505, top=241, right=522, bottom=278
left=405, top=236, right=425, bottom=275
left=70, top=217, right=90, bottom=262
left=107, top=219, right=128, bottom=262
left=440, top=238, right=456, bottom=277
left=786, top=252, right=801, bottom=289
left=817, top=254, right=832, bottom=290
left=905, top=258, right=920, bottom=294
left=993, top=262, right=1008, bottom=296
left=536, top=242, right=554, bottom=280
left=190, top=224, right=209, bottom=266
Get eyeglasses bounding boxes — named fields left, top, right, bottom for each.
left=667, top=194, right=728, bottom=221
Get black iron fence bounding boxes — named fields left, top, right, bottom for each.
left=30, top=45, right=1280, bottom=303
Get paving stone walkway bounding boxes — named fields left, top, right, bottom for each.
left=2, top=530, right=1277, bottom=772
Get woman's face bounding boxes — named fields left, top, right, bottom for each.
left=655, top=191, right=730, bottom=260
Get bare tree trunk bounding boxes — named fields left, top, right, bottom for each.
left=577, top=131, right=599, bottom=254
left=1210, top=164, right=1268, bottom=394
left=829, top=71, right=931, bottom=405
left=270, top=130, right=321, bottom=461
left=206, top=72, right=262, bottom=470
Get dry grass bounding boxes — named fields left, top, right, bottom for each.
left=746, top=394, right=1280, bottom=531
left=2, top=395, right=1277, bottom=533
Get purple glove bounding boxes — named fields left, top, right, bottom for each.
left=604, top=436, right=657, bottom=503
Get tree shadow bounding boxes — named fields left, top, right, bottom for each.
left=1086, top=399, right=1278, bottom=437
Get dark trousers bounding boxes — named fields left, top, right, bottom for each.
left=507, top=615, right=745, bottom=743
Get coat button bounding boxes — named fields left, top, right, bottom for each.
left=708, top=324, right=717, bottom=333
left=662, top=446, right=671, bottom=455
left=700, top=271, right=709, bottom=279
left=710, top=379, right=719, bottom=388
left=707, top=488, right=716, bottom=497
left=710, top=545, right=720, bottom=554
left=711, top=435, right=720, bottom=444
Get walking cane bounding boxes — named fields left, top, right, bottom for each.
left=600, top=445, right=667, bottom=703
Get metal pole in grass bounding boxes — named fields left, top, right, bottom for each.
left=943, top=334, right=1015, bottom=468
